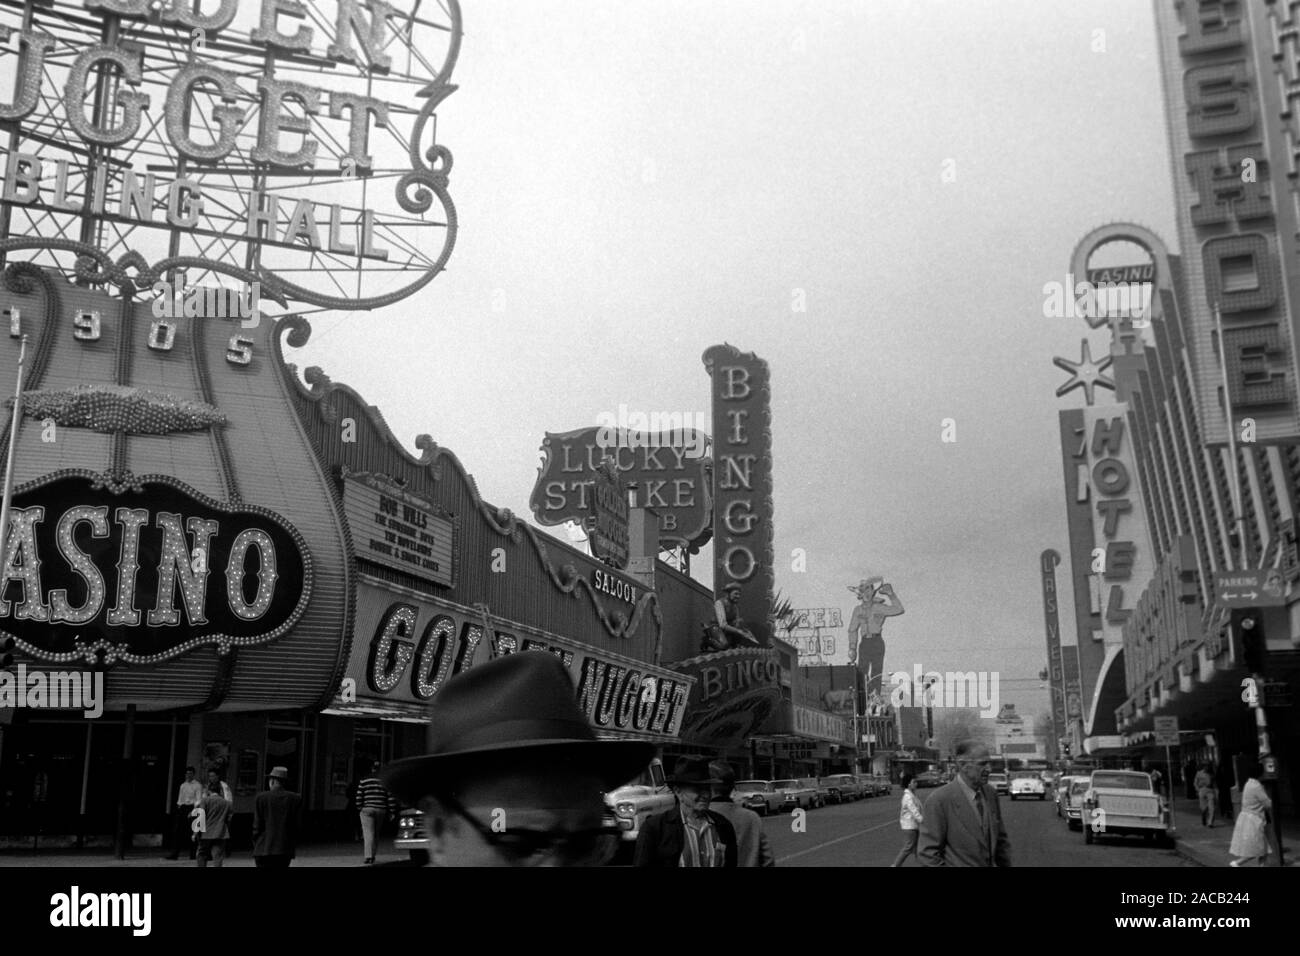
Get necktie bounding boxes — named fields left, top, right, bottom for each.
left=974, top=789, right=991, bottom=857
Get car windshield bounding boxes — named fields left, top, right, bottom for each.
left=989, top=774, right=1007, bottom=781
left=773, top=780, right=798, bottom=789
left=1011, top=772, right=1038, bottom=780
left=736, top=781, right=769, bottom=791
left=1071, top=781, right=1091, bottom=793
left=1092, top=773, right=1153, bottom=791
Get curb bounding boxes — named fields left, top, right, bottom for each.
left=1172, top=835, right=1216, bottom=868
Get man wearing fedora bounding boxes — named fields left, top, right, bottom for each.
left=634, top=756, right=739, bottom=867
left=383, top=652, right=652, bottom=867
left=252, top=766, right=303, bottom=868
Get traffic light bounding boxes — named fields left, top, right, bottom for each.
left=1231, top=608, right=1268, bottom=674
left=0, top=634, right=12, bottom=669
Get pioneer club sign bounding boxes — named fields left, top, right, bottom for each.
left=0, top=472, right=311, bottom=665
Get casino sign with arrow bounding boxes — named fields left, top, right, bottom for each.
left=1213, top=569, right=1287, bottom=609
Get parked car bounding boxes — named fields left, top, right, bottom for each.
left=1054, top=775, right=1079, bottom=817
left=800, top=777, right=827, bottom=808
left=914, top=771, right=944, bottom=788
left=733, top=779, right=783, bottom=816
left=1009, top=771, right=1046, bottom=800
left=1081, top=770, right=1171, bottom=846
left=772, top=778, right=818, bottom=810
left=604, top=758, right=674, bottom=848
left=873, top=775, right=892, bottom=795
left=1041, top=770, right=1061, bottom=788
left=1063, top=777, right=1092, bottom=829
left=988, top=772, right=1009, bottom=795
left=819, top=774, right=863, bottom=803
left=394, top=807, right=429, bottom=864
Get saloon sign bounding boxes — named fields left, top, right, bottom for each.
left=0, top=472, right=311, bottom=664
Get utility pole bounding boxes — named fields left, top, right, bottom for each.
left=0, top=335, right=29, bottom=572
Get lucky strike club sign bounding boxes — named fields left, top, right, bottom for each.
left=0, top=473, right=310, bottom=664
left=0, top=0, right=460, bottom=310
left=530, top=427, right=712, bottom=550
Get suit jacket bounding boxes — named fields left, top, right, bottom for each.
left=253, top=788, right=303, bottom=858
left=634, top=805, right=739, bottom=867
left=708, top=800, right=776, bottom=867
left=917, top=779, right=1010, bottom=867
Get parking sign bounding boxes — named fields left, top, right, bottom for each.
left=1153, top=716, right=1179, bottom=746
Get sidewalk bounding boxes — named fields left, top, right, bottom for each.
left=1167, top=795, right=1299, bottom=867
left=0, top=841, right=418, bottom=868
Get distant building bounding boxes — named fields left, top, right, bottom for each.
left=994, top=704, right=1044, bottom=763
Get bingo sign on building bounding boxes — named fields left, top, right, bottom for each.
left=0, top=0, right=459, bottom=310
left=704, top=344, right=774, bottom=644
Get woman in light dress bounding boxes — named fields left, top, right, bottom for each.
left=1228, top=759, right=1272, bottom=867
left=890, top=774, right=924, bottom=867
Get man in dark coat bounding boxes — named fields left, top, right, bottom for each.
left=634, top=756, right=738, bottom=867
left=918, top=740, right=1011, bottom=867
left=252, top=766, right=303, bottom=867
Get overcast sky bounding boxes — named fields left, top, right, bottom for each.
left=290, top=0, right=1179, bottom=728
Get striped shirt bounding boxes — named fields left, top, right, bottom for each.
left=678, top=809, right=725, bottom=867
left=356, top=776, right=394, bottom=812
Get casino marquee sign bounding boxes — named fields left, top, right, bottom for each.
left=0, top=471, right=311, bottom=666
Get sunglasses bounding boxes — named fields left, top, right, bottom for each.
left=435, top=791, right=622, bottom=867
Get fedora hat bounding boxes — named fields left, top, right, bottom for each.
left=381, top=652, right=654, bottom=805
left=668, top=755, right=724, bottom=787
left=267, top=766, right=290, bottom=782
left=707, top=759, right=737, bottom=786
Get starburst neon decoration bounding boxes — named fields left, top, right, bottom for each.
left=1053, top=339, right=1115, bottom=405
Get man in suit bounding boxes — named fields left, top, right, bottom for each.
left=918, top=741, right=1011, bottom=867
left=634, top=756, right=738, bottom=867
left=707, top=759, right=775, bottom=867
left=252, top=766, right=303, bottom=867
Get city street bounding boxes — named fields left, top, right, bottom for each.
left=765, top=793, right=1195, bottom=867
